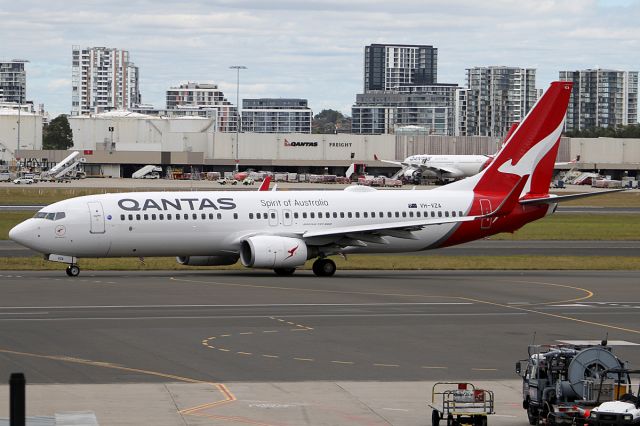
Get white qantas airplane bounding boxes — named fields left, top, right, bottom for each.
left=9, top=82, right=622, bottom=277
left=374, top=122, right=531, bottom=183
left=375, top=153, right=493, bottom=182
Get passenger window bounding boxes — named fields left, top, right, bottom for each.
left=417, top=211, right=421, bottom=217
left=395, top=212, right=400, bottom=218
left=217, top=213, right=222, bottom=219
left=445, top=211, right=449, bottom=217
left=152, top=214, right=157, bottom=220
left=143, top=214, right=149, bottom=220
left=402, top=212, right=407, bottom=218
left=303, top=212, right=307, bottom=219
left=340, top=212, right=345, bottom=218
left=355, top=212, right=360, bottom=218
left=159, top=214, right=164, bottom=220
left=249, top=213, right=254, bottom=219
left=257, top=213, right=261, bottom=219
left=120, top=214, right=125, bottom=221
left=128, top=214, right=133, bottom=220
left=234, top=213, right=238, bottom=219
left=192, top=213, right=197, bottom=220
left=333, top=212, right=337, bottom=218
left=347, top=212, right=352, bottom=218
left=438, top=211, right=442, bottom=217
left=452, top=211, right=456, bottom=217
left=431, top=211, right=435, bottom=217
left=387, top=212, right=392, bottom=218
left=201, top=213, right=206, bottom=220
left=183, top=214, right=188, bottom=220
left=136, top=214, right=141, bottom=220
left=310, top=212, right=315, bottom=219
left=209, top=213, right=214, bottom=219
left=285, top=212, right=290, bottom=219
left=294, top=212, right=299, bottom=219
left=270, top=212, right=275, bottom=219
left=459, top=211, right=463, bottom=217
left=364, top=212, right=368, bottom=218
left=167, top=214, right=172, bottom=220
left=409, top=211, right=414, bottom=218
left=370, top=212, right=375, bottom=218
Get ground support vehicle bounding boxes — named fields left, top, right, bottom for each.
left=217, top=178, right=238, bottom=185
left=516, top=343, right=627, bottom=425
left=429, top=382, right=494, bottom=425
left=587, top=369, right=640, bottom=425
left=13, top=177, right=34, bottom=184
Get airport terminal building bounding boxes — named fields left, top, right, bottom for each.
left=9, top=111, right=640, bottom=179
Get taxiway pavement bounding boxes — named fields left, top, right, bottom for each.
left=1, top=270, right=639, bottom=425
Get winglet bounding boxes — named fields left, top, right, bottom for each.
left=484, top=175, right=529, bottom=217
left=258, top=176, right=271, bottom=191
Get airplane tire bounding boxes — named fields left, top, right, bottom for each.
left=274, top=268, right=296, bottom=276
left=313, top=258, right=336, bottom=277
left=66, top=265, right=80, bottom=277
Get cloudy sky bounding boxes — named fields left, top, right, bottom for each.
left=2, top=0, right=639, bottom=117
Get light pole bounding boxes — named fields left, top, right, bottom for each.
left=229, top=65, right=246, bottom=173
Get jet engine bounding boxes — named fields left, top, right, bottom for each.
left=176, top=255, right=239, bottom=266
left=240, top=236, right=308, bottom=269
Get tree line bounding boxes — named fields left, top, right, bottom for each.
left=565, top=124, right=640, bottom=138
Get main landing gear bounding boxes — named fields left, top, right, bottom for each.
left=65, top=264, right=80, bottom=277
left=312, top=258, right=336, bottom=277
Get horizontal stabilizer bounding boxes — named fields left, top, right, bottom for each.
left=519, top=188, right=627, bottom=205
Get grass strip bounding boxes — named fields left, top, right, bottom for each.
left=1, top=255, right=638, bottom=271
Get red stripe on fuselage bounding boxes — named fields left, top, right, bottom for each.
left=439, top=200, right=549, bottom=248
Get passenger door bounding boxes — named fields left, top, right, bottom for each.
left=88, top=201, right=106, bottom=234
left=480, top=199, right=492, bottom=230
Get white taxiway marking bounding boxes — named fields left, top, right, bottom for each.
left=558, top=340, right=639, bottom=346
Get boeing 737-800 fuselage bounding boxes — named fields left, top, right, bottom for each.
left=8, top=82, right=623, bottom=277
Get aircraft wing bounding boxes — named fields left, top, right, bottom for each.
left=418, top=164, right=461, bottom=175
left=379, top=159, right=405, bottom=167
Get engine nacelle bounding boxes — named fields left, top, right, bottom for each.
left=240, top=236, right=308, bottom=269
left=403, top=168, right=422, bottom=179
left=176, top=255, right=239, bottom=266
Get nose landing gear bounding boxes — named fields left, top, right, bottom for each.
left=65, top=265, right=80, bottom=277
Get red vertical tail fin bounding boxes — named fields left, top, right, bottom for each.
left=445, top=82, right=572, bottom=197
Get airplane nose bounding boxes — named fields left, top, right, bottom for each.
left=9, top=221, right=31, bottom=247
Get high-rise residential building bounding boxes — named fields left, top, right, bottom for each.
left=165, top=82, right=237, bottom=132
left=352, top=84, right=458, bottom=135
left=241, top=98, right=312, bottom=133
left=0, top=60, right=28, bottom=104
left=354, top=43, right=455, bottom=134
left=71, top=46, right=141, bottom=115
left=460, top=66, right=537, bottom=137
left=559, top=69, right=639, bottom=132
left=364, top=44, right=438, bottom=92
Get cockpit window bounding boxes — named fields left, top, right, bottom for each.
left=33, top=211, right=66, bottom=220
